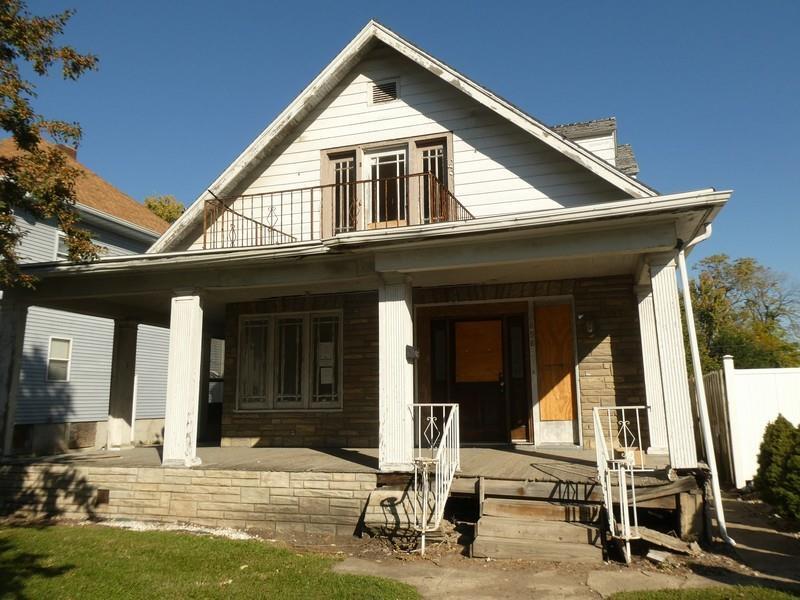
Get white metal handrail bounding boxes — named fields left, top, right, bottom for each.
left=593, top=405, right=651, bottom=563
left=410, top=403, right=460, bottom=555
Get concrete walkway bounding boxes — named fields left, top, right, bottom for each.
left=334, top=557, right=720, bottom=599
left=718, top=497, right=800, bottom=588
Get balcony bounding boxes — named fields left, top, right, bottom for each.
left=202, top=172, right=473, bottom=250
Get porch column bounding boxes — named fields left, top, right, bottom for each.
left=635, top=286, right=669, bottom=454
left=0, top=298, right=28, bottom=456
left=162, top=293, right=204, bottom=467
left=648, top=257, right=698, bottom=469
left=378, top=275, right=414, bottom=472
left=107, top=319, right=138, bottom=449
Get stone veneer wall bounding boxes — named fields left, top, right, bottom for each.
left=222, top=276, right=645, bottom=448
left=413, top=275, right=646, bottom=448
left=222, top=292, right=379, bottom=448
left=0, top=463, right=376, bottom=537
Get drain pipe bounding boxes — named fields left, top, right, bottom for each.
left=676, top=234, right=736, bottom=546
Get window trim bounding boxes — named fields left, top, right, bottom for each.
left=320, top=132, right=454, bottom=237
left=54, top=231, right=69, bottom=261
left=46, top=336, right=72, bottom=383
left=235, top=310, right=344, bottom=413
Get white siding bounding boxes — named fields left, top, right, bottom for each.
left=192, top=47, right=627, bottom=249
left=573, top=134, right=617, bottom=165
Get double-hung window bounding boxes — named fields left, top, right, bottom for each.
left=236, top=312, right=342, bottom=411
left=47, top=337, right=72, bottom=382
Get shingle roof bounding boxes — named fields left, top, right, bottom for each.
left=552, top=117, right=616, bottom=139
left=0, top=138, right=169, bottom=235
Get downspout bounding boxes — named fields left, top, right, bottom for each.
left=676, top=226, right=736, bottom=546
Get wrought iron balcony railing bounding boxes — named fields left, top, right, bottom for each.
left=202, top=172, right=473, bottom=250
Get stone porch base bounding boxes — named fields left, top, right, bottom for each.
left=0, top=462, right=377, bottom=538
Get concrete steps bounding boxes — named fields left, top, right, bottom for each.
left=471, top=497, right=604, bottom=562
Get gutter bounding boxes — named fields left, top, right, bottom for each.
left=76, top=202, right=163, bottom=242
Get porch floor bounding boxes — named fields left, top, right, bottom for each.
left=7, top=445, right=671, bottom=487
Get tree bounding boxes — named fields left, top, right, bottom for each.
left=0, top=1, right=99, bottom=288
left=690, top=254, right=800, bottom=371
left=144, top=195, right=184, bottom=224
left=754, top=415, right=800, bottom=519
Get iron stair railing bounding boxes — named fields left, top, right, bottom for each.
left=593, top=405, right=651, bottom=564
left=410, top=403, right=460, bottom=555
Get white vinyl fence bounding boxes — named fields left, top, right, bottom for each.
left=703, top=355, right=800, bottom=489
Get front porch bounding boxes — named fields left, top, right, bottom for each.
left=0, top=445, right=700, bottom=549
left=0, top=192, right=724, bottom=481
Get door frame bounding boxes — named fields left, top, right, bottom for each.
left=415, top=300, right=531, bottom=444
left=528, top=295, right=583, bottom=448
left=414, top=295, right=583, bottom=447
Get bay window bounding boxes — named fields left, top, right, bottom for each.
left=236, top=312, right=342, bottom=411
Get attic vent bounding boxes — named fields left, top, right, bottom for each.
left=371, top=80, right=398, bottom=104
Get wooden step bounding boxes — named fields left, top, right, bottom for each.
left=482, top=497, right=601, bottom=523
left=471, top=536, right=602, bottom=562
left=476, top=516, right=601, bottom=545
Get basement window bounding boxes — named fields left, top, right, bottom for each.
left=370, top=79, right=399, bottom=104
left=236, top=312, right=342, bottom=411
left=46, top=337, right=72, bottom=382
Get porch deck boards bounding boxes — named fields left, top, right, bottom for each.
left=6, top=446, right=671, bottom=487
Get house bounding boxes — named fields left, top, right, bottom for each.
left=0, top=22, right=730, bottom=555
left=0, top=139, right=173, bottom=453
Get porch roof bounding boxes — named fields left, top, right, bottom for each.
left=10, top=187, right=729, bottom=332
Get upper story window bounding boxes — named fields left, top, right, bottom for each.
left=236, top=312, right=342, bottom=412
left=366, top=147, right=407, bottom=228
left=55, top=232, right=69, bottom=261
left=321, top=134, right=457, bottom=237
left=47, top=337, right=72, bottom=382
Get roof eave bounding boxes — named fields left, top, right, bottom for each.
left=29, top=188, right=730, bottom=279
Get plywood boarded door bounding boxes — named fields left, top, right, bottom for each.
left=534, top=303, right=577, bottom=443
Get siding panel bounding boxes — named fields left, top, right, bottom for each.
left=192, top=47, right=628, bottom=250
left=17, top=307, right=114, bottom=424
left=135, top=325, right=170, bottom=419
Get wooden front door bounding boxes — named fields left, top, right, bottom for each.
left=421, top=305, right=531, bottom=444
left=534, top=303, right=578, bottom=444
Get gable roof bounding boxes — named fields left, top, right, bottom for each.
left=0, top=138, right=169, bottom=236
left=150, top=20, right=656, bottom=253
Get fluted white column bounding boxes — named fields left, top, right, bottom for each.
left=162, top=293, right=204, bottom=467
left=636, top=286, right=669, bottom=454
left=649, top=258, right=698, bottom=469
left=107, top=319, right=139, bottom=449
left=378, top=276, right=414, bottom=472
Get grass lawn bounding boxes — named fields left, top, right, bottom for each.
left=0, top=524, right=419, bottom=599
left=611, top=586, right=800, bottom=599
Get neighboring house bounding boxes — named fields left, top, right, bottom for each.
left=1, top=21, right=731, bottom=481
left=0, top=139, right=172, bottom=453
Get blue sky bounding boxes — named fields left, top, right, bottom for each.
left=27, top=1, right=800, bottom=279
